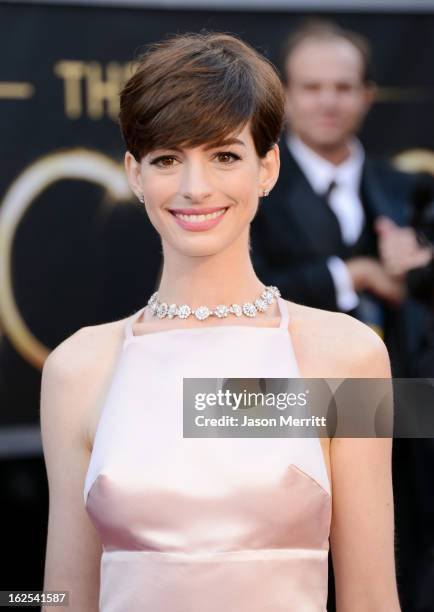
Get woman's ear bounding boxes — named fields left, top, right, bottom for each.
left=259, top=143, right=280, bottom=196
left=124, top=151, right=143, bottom=200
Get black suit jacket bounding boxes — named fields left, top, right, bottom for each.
left=250, top=135, right=424, bottom=376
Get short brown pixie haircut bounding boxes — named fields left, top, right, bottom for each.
left=281, top=19, right=375, bottom=85
left=119, top=31, right=285, bottom=161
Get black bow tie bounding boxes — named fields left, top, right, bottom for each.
left=323, top=180, right=337, bottom=202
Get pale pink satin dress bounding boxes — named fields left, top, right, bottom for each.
left=84, top=296, right=332, bottom=611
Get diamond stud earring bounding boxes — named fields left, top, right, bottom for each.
left=138, top=194, right=145, bottom=203
left=262, top=189, right=270, bottom=197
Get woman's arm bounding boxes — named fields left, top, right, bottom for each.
left=40, top=329, right=104, bottom=612
left=329, top=323, right=401, bottom=611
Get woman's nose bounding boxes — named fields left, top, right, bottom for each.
left=179, top=160, right=213, bottom=202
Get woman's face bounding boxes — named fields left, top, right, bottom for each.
left=125, top=122, right=279, bottom=257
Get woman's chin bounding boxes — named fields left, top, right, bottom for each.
left=167, top=234, right=234, bottom=258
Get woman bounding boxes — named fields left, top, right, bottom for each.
left=41, top=32, right=401, bottom=611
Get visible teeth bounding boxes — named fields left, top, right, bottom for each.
left=174, top=209, right=226, bottom=222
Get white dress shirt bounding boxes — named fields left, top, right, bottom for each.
left=287, top=134, right=366, bottom=312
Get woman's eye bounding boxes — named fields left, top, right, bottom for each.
left=149, top=152, right=240, bottom=167
left=150, top=156, right=177, bottom=168
left=216, top=152, right=241, bottom=164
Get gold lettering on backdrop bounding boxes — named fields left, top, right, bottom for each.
left=392, top=149, right=434, bottom=176
left=54, top=60, right=134, bottom=120
left=54, top=61, right=86, bottom=118
left=0, top=150, right=132, bottom=368
left=377, top=87, right=434, bottom=103
left=85, top=62, right=122, bottom=119
left=0, top=82, right=34, bottom=99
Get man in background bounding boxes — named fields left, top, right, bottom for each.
left=250, top=19, right=425, bottom=377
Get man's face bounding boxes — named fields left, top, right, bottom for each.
left=284, top=37, right=375, bottom=150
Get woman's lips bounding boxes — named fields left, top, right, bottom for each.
left=169, top=207, right=228, bottom=232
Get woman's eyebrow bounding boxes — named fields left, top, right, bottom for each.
left=149, top=138, right=246, bottom=154
left=204, top=138, right=246, bottom=150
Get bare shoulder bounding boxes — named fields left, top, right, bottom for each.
left=41, top=315, right=129, bottom=450
left=43, top=316, right=125, bottom=376
left=284, top=300, right=391, bottom=378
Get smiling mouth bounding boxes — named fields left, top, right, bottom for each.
left=169, top=207, right=228, bottom=223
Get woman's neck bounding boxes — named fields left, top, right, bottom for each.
left=156, top=237, right=265, bottom=307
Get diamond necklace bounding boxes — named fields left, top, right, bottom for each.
left=147, top=285, right=281, bottom=321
